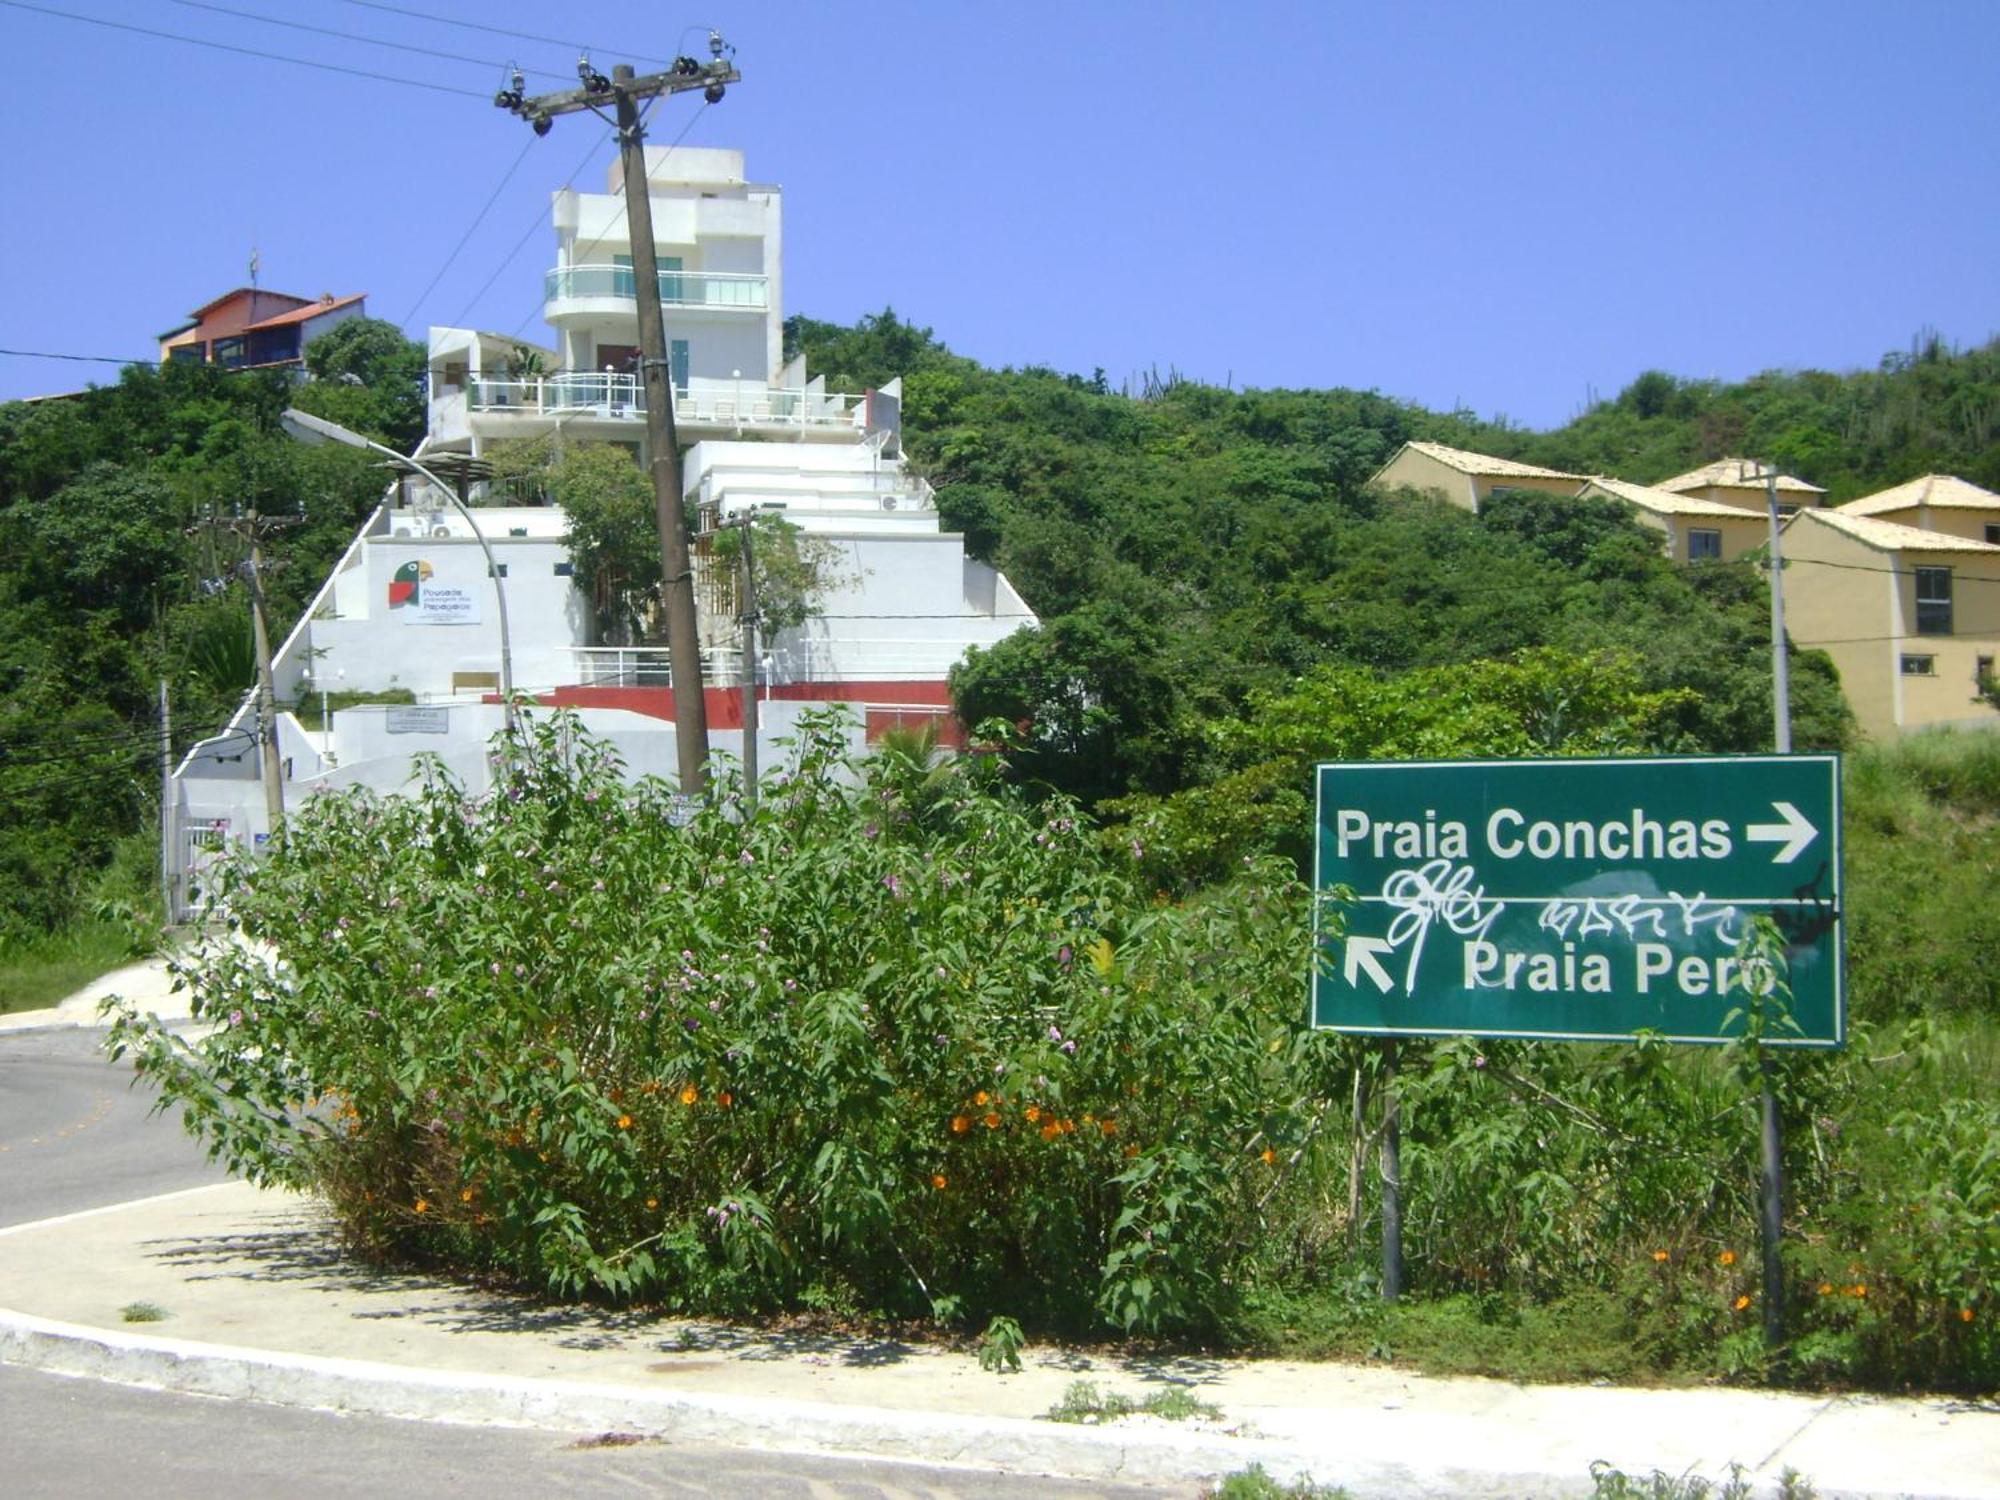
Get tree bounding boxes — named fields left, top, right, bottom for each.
left=706, top=515, right=852, bottom=634
left=293, top=317, right=428, bottom=449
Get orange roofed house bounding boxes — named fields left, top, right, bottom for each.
left=159, top=288, right=367, bottom=372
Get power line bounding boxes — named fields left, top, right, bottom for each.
left=0, top=0, right=489, bottom=98
left=166, top=0, right=574, bottom=82
left=338, top=0, right=677, bottom=67
left=0, top=347, right=151, bottom=365
left=399, top=134, right=542, bottom=332
left=446, top=128, right=613, bottom=331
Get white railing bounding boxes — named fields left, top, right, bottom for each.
left=467, top=374, right=866, bottom=430
left=545, top=264, right=768, bottom=310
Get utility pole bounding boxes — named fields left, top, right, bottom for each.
left=194, top=507, right=295, bottom=842
left=719, top=513, right=762, bottom=809
left=242, top=534, right=286, bottom=838
left=1738, top=460, right=1798, bottom=1348
left=158, top=679, right=177, bottom=925
left=499, top=38, right=741, bottom=797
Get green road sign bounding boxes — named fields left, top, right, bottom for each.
left=1312, top=755, right=1843, bottom=1046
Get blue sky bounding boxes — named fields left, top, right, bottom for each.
left=2, top=1, right=1995, bottom=427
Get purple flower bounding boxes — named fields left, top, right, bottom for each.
left=1047, top=1025, right=1064, bottom=1042
left=683, top=1017, right=701, bottom=1033
left=228, top=1009, right=244, bottom=1027
left=882, top=873, right=903, bottom=898
left=1061, top=1040, right=1077, bottom=1054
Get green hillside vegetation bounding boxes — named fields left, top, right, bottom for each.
left=0, top=321, right=408, bottom=966
left=7, top=314, right=1999, bottom=1388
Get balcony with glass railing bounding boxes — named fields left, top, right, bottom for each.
left=465, top=372, right=865, bottom=431
left=544, top=264, right=768, bottom=315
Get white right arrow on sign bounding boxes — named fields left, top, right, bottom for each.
left=1344, top=935, right=1396, bottom=993
left=1745, top=800, right=1817, bottom=864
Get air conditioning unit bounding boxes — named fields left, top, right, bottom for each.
left=431, top=524, right=452, bottom=538
left=882, top=494, right=899, bottom=510
left=393, top=525, right=414, bottom=538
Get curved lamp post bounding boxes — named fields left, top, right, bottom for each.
left=279, top=409, right=516, bottom=736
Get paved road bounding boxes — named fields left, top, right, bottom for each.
left=1, top=1364, right=1189, bottom=1499
left=0, top=1026, right=224, bottom=1228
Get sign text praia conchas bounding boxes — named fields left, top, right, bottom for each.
left=1312, top=756, right=1843, bottom=1046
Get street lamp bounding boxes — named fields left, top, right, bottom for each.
left=279, top=409, right=516, bottom=735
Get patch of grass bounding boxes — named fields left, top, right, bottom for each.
left=0, top=918, right=142, bottom=1015
left=1588, top=1461, right=1816, bottom=1500
left=1046, top=1378, right=1222, bottom=1424
left=119, top=1301, right=168, bottom=1323
left=1204, top=1463, right=1349, bottom=1499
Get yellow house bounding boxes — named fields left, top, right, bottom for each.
left=1781, top=509, right=2000, bottom=740
left=1836, top=473, right=2000, bottom=546
left=1368, top=440, right=1586, bottom=513
left=1656, top=458, right=1827, bottom=515
left=1577, top=477, right=1770, bottom=563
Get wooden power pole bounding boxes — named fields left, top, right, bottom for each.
left=500, top=38, right=742, bottom=797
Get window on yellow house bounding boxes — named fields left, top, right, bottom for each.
left=1900, top=655, right=1936, bottom=676
left=1686, top=529, right=1722, bottom=561
left=1915, top=567, right=1954, bottom=635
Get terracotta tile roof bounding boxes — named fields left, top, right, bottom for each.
left=1790, top=508, right=2000, bottom=554
left=1398, top=440, right=1586, bottom=482
left=244, top=293, right=367, bottom=332
left=1837, top=473, right=2000, bottom=517
left=1580, top=477, right=1758, bottom=520
left=1656, top=458, right=1826, bottom=496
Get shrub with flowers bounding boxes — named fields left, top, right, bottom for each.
left=110, top=710, right=1344, bottom=1332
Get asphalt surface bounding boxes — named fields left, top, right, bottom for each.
left=0, top=1026, right=223, bottom=1227
left=1, top=1364, right=1185, bottom=1499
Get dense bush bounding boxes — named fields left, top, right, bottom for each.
left=113, top=711, right=1339, bottom=1333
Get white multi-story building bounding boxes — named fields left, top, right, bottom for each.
left=168, top=147, right=1033, bottom=894
left=426, top=148, right=866, bottom=456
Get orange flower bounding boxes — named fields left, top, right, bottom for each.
left=1718, top=1250, right=1737, bottom=1266
left=983, top=1111, right=1001, bottom=1129
left=680, top=1085, right=699, bottom=1106
left=1818, top=1282, right=1834, bottom=1296
left=1123, top=1143, right=1140, bottom=1158
left=1100, top=1118, right=1118, bottom=1137
left=717, top=1092, right=733, bottom=1108
left=1025, top=1105, right=1042, bottom=1123
left=1850, top=1284, right=1868, bottom=1298
left=931, top=1173, right=948, bottom=1191
left=504, top=1127, right=525, bottom=1148
left=1040, top=1123, right=1061, bottom=1141
left=951, top=1115, right=971, bottom=1135
left=459, top=1188, right=475, bottom=1204
left=1059, top=1119, right=1076, bottom=1134
left=413, top=1198, right=429, bottom=1215
left=1733, top=1294, right=1751, bottom=1311
left=617, top=1114, right=633, bottom=1130
left=974, top=1090, right=990, bottom=1106
left=1962, top=1308, right=1975, bottom=1323
left=1259, top=1148, right=1277, bottom=1165
left=1651, top=1250, right=1669, bottom=1263
left=645, top=1197, right=659, bottom=1211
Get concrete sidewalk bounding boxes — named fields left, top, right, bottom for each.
left=0, top=956, right=192, bottom=1035
left=0, top=1181, right=1992, bottom=1497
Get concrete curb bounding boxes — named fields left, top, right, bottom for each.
left=0, top=1307, right=1378, bottom=1491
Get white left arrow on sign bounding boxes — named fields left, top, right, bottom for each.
left=1344, top=936, right=1396, bottom=993
left=1745, top=800, right=1817, bottom=864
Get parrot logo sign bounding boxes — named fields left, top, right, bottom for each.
left=389, top=560, right=434, bottom=609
